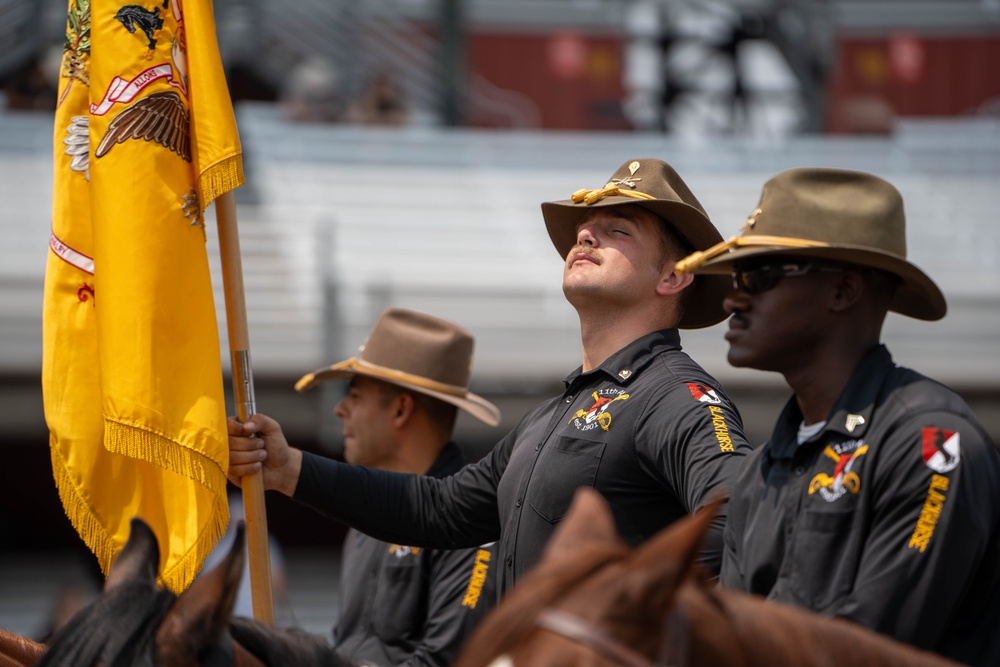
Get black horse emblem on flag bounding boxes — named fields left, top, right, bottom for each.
left=114, top=3, right=165, bottom=51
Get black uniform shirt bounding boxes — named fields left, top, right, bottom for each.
left=333, top=443, right=496, bottom=667
left=296, top=329, right=749, bottom=595
left=720, top=345, right=1000, bottom=666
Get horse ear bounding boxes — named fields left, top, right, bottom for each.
left=542, top=487, right=625, bottom=563
left=626, top=495, right=726, bottom=604
left=105, top=517, right=160, bottom=591
left=155, top=521, right=246, bottom=662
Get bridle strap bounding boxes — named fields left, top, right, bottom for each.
left=536, top=609, right=667, bottom=667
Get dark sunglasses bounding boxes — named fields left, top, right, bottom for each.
left=732, top=262, right=846, bottom=295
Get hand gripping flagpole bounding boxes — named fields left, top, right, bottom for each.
left=216, top=190, right=276, bottom=624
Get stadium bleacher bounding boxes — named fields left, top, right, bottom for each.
left=2, top=104, right=999, bottom=438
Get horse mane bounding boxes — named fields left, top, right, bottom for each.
left=228, top=617, right=353, bottom=667
left=34, top=584, right=357, bottom=667
left=707, top=586, right=958, bottom=667
left=36, top=581, right=175, bottom=667
left=454, top=541, right=630, bottom=667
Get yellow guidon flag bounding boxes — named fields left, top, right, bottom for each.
left=43, top=0, right=242, bottom=592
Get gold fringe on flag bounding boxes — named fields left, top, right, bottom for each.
left=43, top=0, right=244, bottom=593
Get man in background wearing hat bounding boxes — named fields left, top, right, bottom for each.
left=229, top=158, right=750, bottom=596
left=677, top=168, right=1000, bottom=665
left=294, top=308, right=499, bottom=667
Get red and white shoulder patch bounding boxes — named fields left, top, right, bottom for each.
left=687, top=382, right=722, bottom=405
left=921, top=427, right=961, bottom=474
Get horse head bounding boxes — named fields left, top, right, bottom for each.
left=454, top=488, right=726, bottom=667
left=152, top=520, right=259, bottom=667
left=36, top=517, right=358, bottom=667
left=455, top=488, right=967, bottom=667
left=37, top=516, right=264, bottom=667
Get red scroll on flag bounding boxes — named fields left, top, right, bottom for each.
left=43, top=0, right=243, bottom=592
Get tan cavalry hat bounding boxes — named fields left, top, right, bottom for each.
left=675, top=167, right=946, bottom=321
left=296, top=308, right=501, bottom=426
left=541, top=158, right=732, bottom=329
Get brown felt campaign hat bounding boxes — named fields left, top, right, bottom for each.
left=295, top=308, right=501, bottom=426
left=541, top=158, right=732, bottom=329
left=675, top=167, right=946, bottom=321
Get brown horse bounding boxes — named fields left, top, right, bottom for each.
left=454, top=489, right=965, bottom=667
left=30, top=517, right=353, bottom=667
left=0, top=629, right=45, bottom=667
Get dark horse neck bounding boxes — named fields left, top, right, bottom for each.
left=680, top=584, right=963, bottom=667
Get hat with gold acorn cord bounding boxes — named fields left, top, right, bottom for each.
left=295, top=308, right=501, bottom=426
left=675, top=167, right=946, bottom=321
left=541, top=158, right=732, bottom=329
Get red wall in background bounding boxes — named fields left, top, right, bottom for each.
left=466, top=30, right=1000, bottom=133
left=466, top=30, right=630, bottom=130
left=461, top=30, right=999, bottom=133
left=826, top=34, right=1000, bottom=133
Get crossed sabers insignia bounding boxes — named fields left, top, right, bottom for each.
left=808, top=444, right=868, bottom=496
left=610, top=176, right=641, bottom=189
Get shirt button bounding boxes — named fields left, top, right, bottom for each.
left=535, top=444, right=541, bottom=451
left=506, top=557, right=513, bottom=567
left=515, top=499, right=522, bottom=508
left=565, top=396, right=573, bottom=403
left=794, top=466, right=806, bottom=476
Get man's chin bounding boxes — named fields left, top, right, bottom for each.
left=726, top=348, right=753, bottom=369
left=727, top=348, right=777, bottom=374
left=562, top=279, right=601, bottom=303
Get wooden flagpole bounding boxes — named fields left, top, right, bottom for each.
left=216, top=189, right=275, bottom=624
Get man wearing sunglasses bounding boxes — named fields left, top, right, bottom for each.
left=677, top=168, right=1000, bottom=665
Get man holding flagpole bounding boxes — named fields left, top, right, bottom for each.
left=43, top=0, right=243, bottom=593
left=228, top=158, right=751, bottom=597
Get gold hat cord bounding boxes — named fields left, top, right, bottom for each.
left=675, top=235, right=831, bottom=274
left=571, top=185, right=657, bottom=206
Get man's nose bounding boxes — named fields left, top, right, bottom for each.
left=723, top=289, right=749, bottom=314
left=576, top=225, right=597, bottom=247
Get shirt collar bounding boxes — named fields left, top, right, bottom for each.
left=770, top=344, right=895, bottom=459
left=563, top=329, right=682, bottom=389
left=426, top=441, right=464, bottom=478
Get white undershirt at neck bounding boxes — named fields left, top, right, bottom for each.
left=797, top=420, right=827, bottom=445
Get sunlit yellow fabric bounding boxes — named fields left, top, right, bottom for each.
left=43, top=0, right=242, bottom=592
